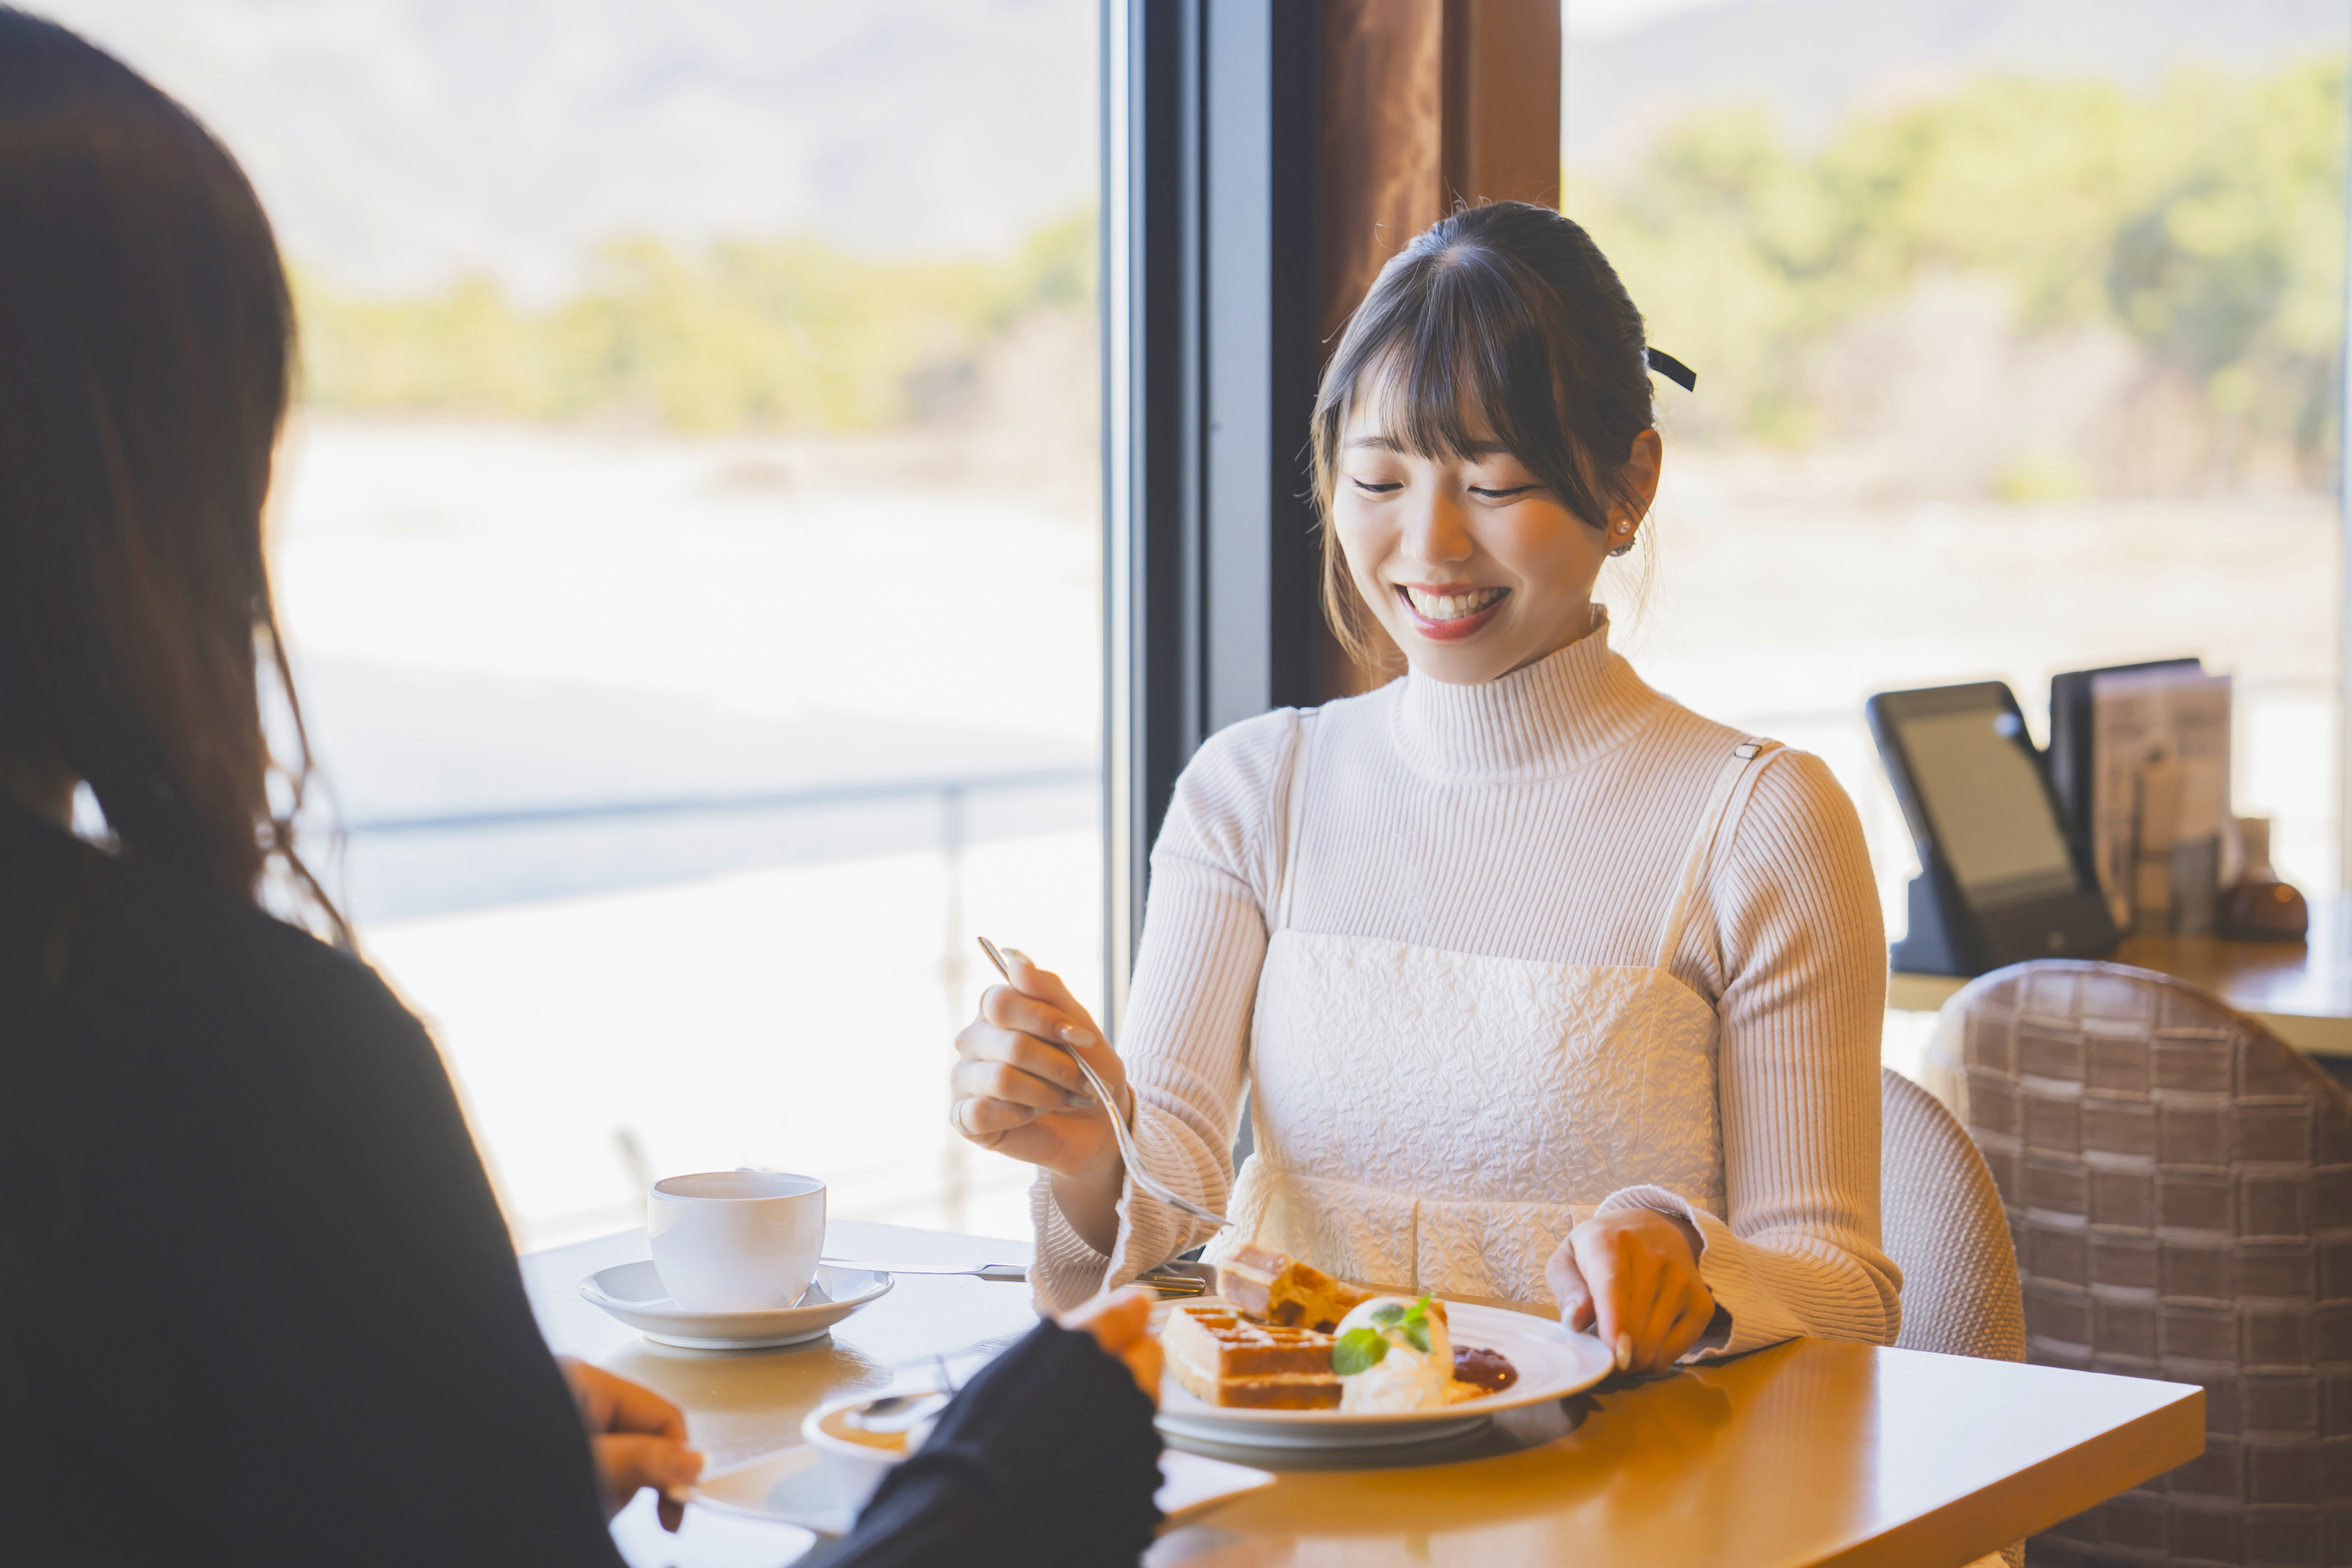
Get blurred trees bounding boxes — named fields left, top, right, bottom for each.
left=1570, top=57, right=2348, bottom=492
left=295, top=211, right=1094, bottom=434
left=299, top=58, right=2350, bottom=496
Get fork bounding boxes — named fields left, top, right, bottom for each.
left=976, top=935, right=1232, bottom=1232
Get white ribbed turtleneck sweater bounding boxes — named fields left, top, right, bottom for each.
left=1030, top=609, right=1900, bottom=1357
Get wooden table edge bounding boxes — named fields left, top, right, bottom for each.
left=1819, top=1377, right=2206, bottom=1568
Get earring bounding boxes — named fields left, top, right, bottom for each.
left=1609, top=519, right=1637, bottom=558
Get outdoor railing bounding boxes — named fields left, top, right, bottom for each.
left=343, top=764, right=1099, bottom=1235
left=341, top=766, right=1098, bottom=837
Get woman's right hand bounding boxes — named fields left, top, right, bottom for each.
left=950, top=949, right=1130, bottom=1181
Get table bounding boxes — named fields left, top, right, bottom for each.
left=1889, top=895, right=2352, bottom=1057
left=527, top=1221, right=2205, bottom=1568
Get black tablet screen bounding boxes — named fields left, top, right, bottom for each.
left=1899, top=703, right=2080, bottom=909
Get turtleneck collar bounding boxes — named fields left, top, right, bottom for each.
left=1386, top=604, right=1665, bottom=784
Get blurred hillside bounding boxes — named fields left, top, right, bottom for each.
left=46, top=0, right=2345, bottom=502
left=1573, top=59, right=2349, bottom=499
left=30, top=0, right=1096, bottom=300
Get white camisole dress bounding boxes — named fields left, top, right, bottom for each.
left=1207, top=713, right=1777, bottom=1305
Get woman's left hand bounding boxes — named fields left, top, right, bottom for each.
left=1545, top=1210, right=1716, bottom=1376
left=559, top=1358, right=704, bottom=1529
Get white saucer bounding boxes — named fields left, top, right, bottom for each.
left=692, top=1444, right=1275, bottom=1535
left=580, top=1260, right=892, bottom=1349
left=1151, top=1298, right=1616, bottom=1450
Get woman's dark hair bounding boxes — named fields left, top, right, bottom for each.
left=0, top=8, right=342, bottom=939
left=1309, top=201, right=1657, bottom=672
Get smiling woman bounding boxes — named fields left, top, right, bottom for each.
left=1312, top=201, right=1663, bottom=684
left=953, top=200, right=1901, bottom=1378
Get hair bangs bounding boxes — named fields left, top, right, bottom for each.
left=1367, top=248, right=1593, bottom=508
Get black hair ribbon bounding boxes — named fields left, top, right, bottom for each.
left=1645, top=347, right=1697, bottom=391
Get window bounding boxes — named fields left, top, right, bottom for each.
left=1563, top=2, right=2347, bottom=995
left=56, top=0, right=1104, bottom=1249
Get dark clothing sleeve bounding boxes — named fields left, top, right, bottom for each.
left=0, top=809, right=623, bottom=1566
left=819, top=1318, right=1164, bottom=1568
left=0, top=805, right=1161, bottom=1568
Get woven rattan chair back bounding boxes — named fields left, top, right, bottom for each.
left=1941, top=959, right=2352, bottom=1567
left=1885, top=1065, right=2028, bottom=1362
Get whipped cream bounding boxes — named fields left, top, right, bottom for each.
left=1333, top=1295, right=1454, bottom=1414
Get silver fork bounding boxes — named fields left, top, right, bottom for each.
left=976, top=935, right=1232, bottom=1232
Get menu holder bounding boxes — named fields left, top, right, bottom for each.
left=1869, top=681, right=2119, bottom=977
left=2063, top=662, right=2232, bottom=937
left=2047, top=658, right=2201, bottom=845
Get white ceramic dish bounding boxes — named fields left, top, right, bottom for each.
left=1151, top=1297, right=1615, bottom=1450
left=801, top=1391, right=950, bottom=1514
left=580, top=1259, right=891, bottom=1349
left=692, top=1443, right=1276, bottom=1536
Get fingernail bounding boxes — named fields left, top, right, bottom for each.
left=1614, top=1332, right=1633, bottom=1372
left=1064, top=1091, right=1100, bottom=1111
left=1003, top=947, right=1033, bottom=966
left=1059, top=1023, right=1098, bottom=1048
left=671, top=1449, right=705, bottom=1485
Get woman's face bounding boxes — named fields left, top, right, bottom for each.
left=1332, top=390, right=1662, bottom=686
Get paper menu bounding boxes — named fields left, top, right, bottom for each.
left=2089, top=668, right=2232, bottom=934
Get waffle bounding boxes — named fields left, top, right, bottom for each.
left=1161, top=1305, right=1342, bottom=1409
left=1216, top=1245, right=1373, bottom=1334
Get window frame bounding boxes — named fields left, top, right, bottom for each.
left=1101, top=0, right=1324, bottom=1033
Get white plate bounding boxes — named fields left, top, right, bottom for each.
left=691, top=1444, right=1275, bottom=1536
left=579, top=1260, right=892, bottom=1349
left=1152, top=1298, right=1615, bottom=1450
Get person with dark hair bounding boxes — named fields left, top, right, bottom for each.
left=957, top=201, right=1903, bottom=1374
left=0, top=10, right=1162, bottom=1565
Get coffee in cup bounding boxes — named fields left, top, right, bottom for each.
left=647, top=1170, right=824, bottom=1312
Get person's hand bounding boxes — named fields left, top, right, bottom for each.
left=1058, top=1285, right=1163, bottom=1406
left=951, top=948, right=1129, bottom=1180
left=1545, top=1210, right=1716, bottom=1376
left=559, top=1358, right=703, bottom=1530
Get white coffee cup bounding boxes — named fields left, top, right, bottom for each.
left=647, top=1170, right=825, bottom=1312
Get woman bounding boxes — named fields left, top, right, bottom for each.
left=0, top=12, right=1161, bottom=1566
left=955, top=202, right=1901, bottom=1373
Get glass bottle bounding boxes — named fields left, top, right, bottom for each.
left=2220, top=815, right=2308, bottom=941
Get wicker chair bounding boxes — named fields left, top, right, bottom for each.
left=1886, top=1064, right=2030, bottom=1363
left=1883, top=1065, right=2030, bottom=1568
left=1927, top=959, right=2352, bottom=1567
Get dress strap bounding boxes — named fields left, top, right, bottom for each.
left=1271, top=712, right=1317, bottom=936
left=1650, top=737, right=1776, bottom=972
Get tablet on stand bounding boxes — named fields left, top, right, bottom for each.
left=1868, top=681, right=2119, bottom=977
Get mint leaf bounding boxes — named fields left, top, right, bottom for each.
left=1332, top=1327, right=1388, bottom=1376
left=1370, top=1303, right=1405, bottom=1329
left=1401, top=1295, right=1433, bottom=1354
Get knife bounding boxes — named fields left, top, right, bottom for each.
left=819, top=1258, right=1209, bottom=1295
left=819, top=1258, right=1030, bottom=1281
